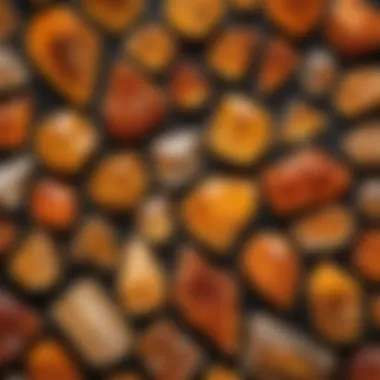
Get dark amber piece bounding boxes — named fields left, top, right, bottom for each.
left=0, top=0, right=19, bottom=40
left=0, top=219, right=17, bottom=256
left=349, top=347, right=380, bottom=380
left=175, top=249, right=239, bottom=354
left=205, top=366, right=240, bottom=380
left=103, top=62, right=166, bottom=140
left=263, top=149, right=351, bottom=215
left=26, top=6, right=100, bottom=105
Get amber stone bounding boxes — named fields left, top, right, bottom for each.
left=349, top=347, right=380, bottom=380
left=165, top=0, right=225, bottom=40
left=169, top=62, right=211, bottom=111
left=258, top=38, right=299, bottom=94
left=117, top=239, right=166, bottom=316
left=334, top=68, right=380, bottom=118
left=88, top=152, right=147, bottom=212
left=207, top=27, right=259, bottom=80
left=139, top=320, right=202, bottom=380
left=0, top=0, right=18, bottom=40
left=307, top=263, right=363, bottom=344
left=326, top=0, right=380, bottom=58
left=0, top=219, right=17, bottom=255
left=126, top=23, right=176, bottom=73
left=27, top=340, right=83, bottom=380
left=175, top=249, right=239, bottom=354
left=182, top=176, right=258, bottom=252
left=0, top=291, right=40, bottom=367
left=229, top=0, right=261, bottom=12
left=358, top=179, right=380, bottom=219
left=266, top=0, right=325, bottom=38
left=205, top=366, right=240, bottom=380
left=291, top=205, right=355, bottom=252
left=263, top=149, right=351, bottom=215
left=241, top=232, right=301, bottom=310
left=31, top=179, right=78, bottom=230
left=9, top=231, right=61, bottom=292
left=207, top=95, right=272, bottom=166
left=246, top=313, right=336, bottom=380
left=103, top=62, right=166, bottom=140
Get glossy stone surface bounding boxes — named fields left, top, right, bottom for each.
left=348, top=347, right=380, bottom=380
left=358, top=179, right=380, bottom=219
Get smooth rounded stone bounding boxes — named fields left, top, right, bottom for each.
left=52, top=279, right=133, bottom=367
left=117, top=239, right=166, bottom=316
left=27, top=340, right=83, bottom=380
left=151, top=129, right=201, bottom=188
left=291, top=205, right=355, bottom=253
left=8, top=231, right=61, bottom=292
left=0, top=219, right=17, bottom=256
left=334, top=68, right=380, bottom=118
left=35, top=110, right=98, bottom=174
left=229, top=0, right=261, bottom=12
left=265, top=0, right=325, bottom=38
left=207, top=94, right=272, bottom=166
left=126, top=23, right=177, bottom=73
left=343, top=123, right=380, bottom=168
left=246, top=313, right=336, bottom=380
left=169, top=62, right=211, bottom=111
left=326, top=0, right=380, bottom=58
left=71, top=216, right=119, bottom=269
left=182, top=177, right=258, bottom=252
left=307, top=263, right=363, bottom=344
left=0, top=290, right=40, bottom=367
left=207, top=27, right=259, bottom=81
left=30, top=179, right=78, bottom=230
left=257, top=38, right=299, bottom=95
left=0, top=0, right=19, bottom=40
left=358, top=179, right=380, bottom=219
left=26, top=5, right=101, bottom=105
left=241, top=232, right=301, bottom=310
left=88, top=152, right=147, bottom=212
left=348, top=347, right=380, bottom=379
left=139, top=320, right=203, bottom=380
left=263, top=148, right=351, bottom=215
left=0, top=47, right=29, bottom=92
left=205, top=366, right=240, bottom=380
left=175, top=249, right=240, bottom=354
left=165, top=0, right=225, bottom=40
left=103, top=62, right=166, bottom=140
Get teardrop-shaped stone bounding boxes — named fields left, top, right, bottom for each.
left=348, top=347, right=380, bottom=380
left=358, top=179, right=380, bottom=219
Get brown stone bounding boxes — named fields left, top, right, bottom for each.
left=229, top=0, right=261, bottom=12
left=139, top=320, right=202, bottom=380
left=103, top=62, right=166, bottom=140
left=241, top=232, right=301, bottom=310
left=27, top=340, right=83, bottom=380
left=207, top=94, right=272, bottom=165
left=0, top=47, right=29, bottom=92
left=358, top=179, right=380, bottom=219
left=348, top=347, right=380, bottom=380
left=88, top=152, right=147, bottom=212
left=307, top=263, right=363, bottom=344
left=182, top=176, right=258, bottom=252
left=175, top=249, right=239, bottom=354
left=263, top=148, right=351, bottom=215
left=0, top=0, right=19, bottom=40
left=0, top=219, right=17, bottom=256
left=205, top=366, right=240, bottom=380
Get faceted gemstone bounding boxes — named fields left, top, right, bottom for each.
left=246, top=313, right=336, bottom=379
left=205, top=366, right=240, bottom=380
left=291, top=205, right=355, bottom=252
left=281, top=101, right=326, bottom=144
left=30, top=179, right=78, bottom=230
left=326, top=0, right=380, bottom=58
left=71, top=216, right=119, bottom=269
left=169, top=62, right=211, bottom=111
left=0, top=219, right=17, bottom=256
left=207, top=27, right=259, bottom=80
left=35, top=110, right=98, bottom=174
left=103, top=62, right=166, bottom=140
left=151, top=129, right=200, bottom=188
left=26, top=5, right=100, bottom=105
left=307, top=263, right=363, bottom=344
left=358, top=179, right=380, bottom=219
left=174, top=249, right=239, bottom=354
left=139, top=320, right=202, bottom=380
left=182, top=177, right=258, bottom=252
left=348, top=347, right=380, bottom=380
left=0, top=290, right=40, bottom=367
left=52, top=279, right=132, bottom=367
left=263, top=149, right=351, bottom=215
left=9, top=231, right=61, bottom=292
left=343, top=123, right=380, bottom=167
left=0, top=0, right=19, bottom=40
left=165, top=0, right=225, bottom=40
left=229, top=0, right=261, bottom=12
left=126, top=23, right=177, bottom=73
left=88, top=152, right=147, bottom=212
left=258, top=38, right=299, bottom=94
left=0, top=47, right=29, bottom=92
left=266, top=0, right=325, bottom=38
left=334, top=68, right=380, bottom=118
left=27, top=340, right=83, bottom=380
left=241, top=232, right=301, bottom=310
left=81, top=0, right=144, bottom=32
left=207, top=94, right=272, bottom=165
left=116, top=239, right=166, bottom=316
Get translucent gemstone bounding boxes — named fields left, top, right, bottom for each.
left=358, top=179, right=380, bottom=219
